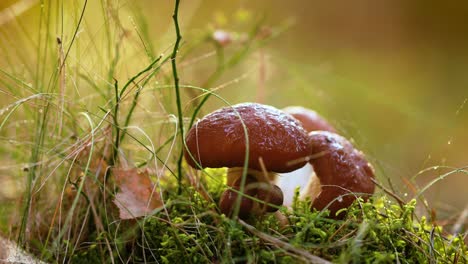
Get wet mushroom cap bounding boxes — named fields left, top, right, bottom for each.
left=283, top=106, right=337, bottom=133
left=184, top=103, right=310, bottom=172
left=308, top=131, right=375, bottom=217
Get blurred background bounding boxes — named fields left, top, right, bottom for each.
left=0, top=0, right=466, bottom=219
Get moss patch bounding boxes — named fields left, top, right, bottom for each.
left=69, top=176, right=467, bottom=263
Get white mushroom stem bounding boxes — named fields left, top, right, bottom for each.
left=226, top=167, right=277, bottom=186
left=276, top=163, right=322, bottom=207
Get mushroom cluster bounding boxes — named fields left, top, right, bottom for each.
left=184, top=103, right=375, bottom=219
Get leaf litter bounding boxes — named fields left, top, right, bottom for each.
left=113, top=168, right=163, bottom=219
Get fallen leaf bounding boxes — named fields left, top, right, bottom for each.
left=113, top=168, right=163, bottom=219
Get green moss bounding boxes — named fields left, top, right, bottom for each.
left=71, top=177, right=466, bottom=263
left=71, top=244, right=101, bottom=264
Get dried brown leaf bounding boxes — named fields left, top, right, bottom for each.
left=113, top=168, right=162, bottom=219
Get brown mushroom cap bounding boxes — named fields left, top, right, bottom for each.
left=308, top=131, right=375, bottom=217
left=283, top=106, right=336, bottom=133
left=185, top=103, right=310, bottom=172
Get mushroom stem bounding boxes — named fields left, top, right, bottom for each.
left=299, top=172, right=322, bottom=203
left=277, top=164, right=322, bottom=207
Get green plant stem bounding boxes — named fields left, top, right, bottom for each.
left=171, top=0, right=184, bottom=194
left=111, top=79, right=120, bottom=166
left=119, top=55, right=164, bottom=143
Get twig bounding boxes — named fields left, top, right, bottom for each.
left=171, top=0, right=185, bottom=194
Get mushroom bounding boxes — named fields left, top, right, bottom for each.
left=277, top=106, right=337, bottom=207
left=277, top=106, right=375, bottom=218
left=308, top=131, right=375, bottom=218
left=184, top=103, right=310, bottom=217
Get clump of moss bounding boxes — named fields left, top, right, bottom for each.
left=100, top=174, right=466, bottom=264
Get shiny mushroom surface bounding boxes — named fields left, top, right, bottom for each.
left=184, top=103, right=310, bottom=218
left=308, top=131, right=375, bottom=218
left=185, top=103, right=310, bottom=173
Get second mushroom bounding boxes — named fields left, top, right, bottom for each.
left=278, top=106, right=375, bottom=218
